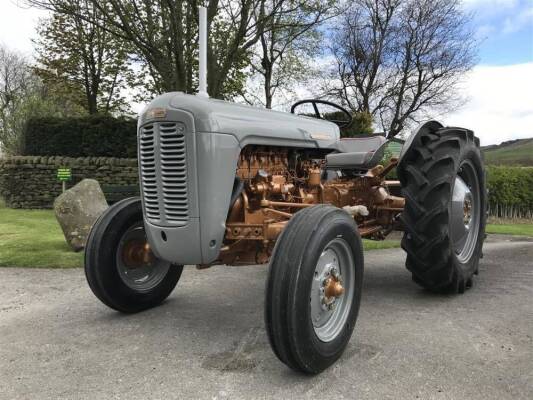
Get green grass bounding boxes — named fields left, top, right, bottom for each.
left=483, top=138, right=533, bottom=166
left=0, top=207, right=83, bottom=268
left=486, top=223, right=533, bottom=237
left=363, top=239, right=400, bottom=250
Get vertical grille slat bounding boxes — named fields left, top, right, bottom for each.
left=139, top=124, right=160, bottom=220
left=139, top=121, right=189, bottom=226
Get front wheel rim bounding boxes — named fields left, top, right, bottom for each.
left=310, top=238, right=355, bottom=342
left=450, top=160, right=481, bottom=263
left=116, top=223, right=171, bottom=292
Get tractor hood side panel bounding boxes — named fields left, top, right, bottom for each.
left=138, top=92, right=340, bottom=265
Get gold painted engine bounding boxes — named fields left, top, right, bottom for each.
left=214, top=146, right=404, bottom=266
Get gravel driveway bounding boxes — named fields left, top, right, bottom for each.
left=1, top=236, right=532, bottom=400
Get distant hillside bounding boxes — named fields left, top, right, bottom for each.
left=482, top=138, right=533, bottom=166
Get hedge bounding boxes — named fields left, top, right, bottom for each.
left=23, top=115, right=137, bottom=158
left=486, top=166, right=533, bottom=219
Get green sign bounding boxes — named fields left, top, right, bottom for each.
left=57, top=168, right=72, bottom=182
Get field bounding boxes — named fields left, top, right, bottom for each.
left=0, top=206, right=400, bottom=268
left=483, top=138, right=533, bottom=166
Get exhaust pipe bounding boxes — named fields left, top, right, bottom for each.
left=197, top=6, right=209, bottom=98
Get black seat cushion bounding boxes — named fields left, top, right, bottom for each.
left=326, top=135, right=387, bottom=170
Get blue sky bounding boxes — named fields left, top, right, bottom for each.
left=467, top=0, right=533, bottom=65
left=0, top=0, right=532, bottom=144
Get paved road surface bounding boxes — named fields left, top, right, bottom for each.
left=1, top=236, right=532, bottom=400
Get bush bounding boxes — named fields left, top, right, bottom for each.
left=341, top=112, right=373, bottom=137
left=486, top=166, right=533, bottom=219
left=23, top=115, right=137, bottom=157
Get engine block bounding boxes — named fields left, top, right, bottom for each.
left=215, top=145, right=404, bottom=266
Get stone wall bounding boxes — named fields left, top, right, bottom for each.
left=0, top=156, right=139, bottom=209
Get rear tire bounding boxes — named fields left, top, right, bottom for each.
left=398, top=123, right=487, bottom=293
left=85, top=197, right=183, bottom=313
left=265, top=205, right=364, bottom=374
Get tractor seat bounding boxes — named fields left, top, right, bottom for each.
left=326, top=135, right=387, bottom=170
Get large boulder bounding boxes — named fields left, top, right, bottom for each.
left=54, top=179, right=108, bottom=252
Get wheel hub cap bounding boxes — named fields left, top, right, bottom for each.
left=310, top=239, right=355, bottom=342
left=122, top=240, right=154, bottom=268
left=324, top=276, right=345, bottom=299
left=450, top=162, right=481, bottom=263
left=116, top=224, right=171, bottom=292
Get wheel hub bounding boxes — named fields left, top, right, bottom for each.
left=122, top=240, right=154, bottom=268
left=116, top=224, right=171, bottom=292
left=320, top=268, right=345, bottom=311
left=463, top=197, right=473, bottom=226
left=310, top=239, right=355, bottom=342
left=450, top=161, right=481, bottom=263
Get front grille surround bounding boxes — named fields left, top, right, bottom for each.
left=139, top=121, right=190, bottom=226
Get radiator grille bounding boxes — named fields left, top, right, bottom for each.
left=140, top=124, right=159, bottom=220
left=139, top=122, right=189, bottom=226
left=160, top=123, right=188, bottom=223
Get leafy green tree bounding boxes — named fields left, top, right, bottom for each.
left=0, top=45, right=84, bottom=155
left=34, top=3, right=133, bottom=115
left=244, top=0, right=333, bottom=109
left=29, top=0, right=285, bottom=99
left=341, top=111, right=373, bottom=137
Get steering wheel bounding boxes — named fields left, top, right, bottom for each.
left=290, top=99, right=353, bottom=129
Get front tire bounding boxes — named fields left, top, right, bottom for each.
left=398, top=123, right=487, bottom=293
left=265, top=205, right=364, bottom=374
left=85, top=197, right=183, bottom=313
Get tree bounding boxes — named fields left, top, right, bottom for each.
left=327, top=0, right=477, bottom=137
left=245, top=0, right=333, bottom=109
left=0, top=46, right=35, bottom=154
left=0, top=45, right=84, bottom=155
left=28, top=0, right=284, bottom=99
left=34, top=2, right=133, bottom=115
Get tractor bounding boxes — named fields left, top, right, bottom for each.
left=85, top=93, right=486, bottom=374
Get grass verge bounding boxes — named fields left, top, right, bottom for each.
left=486, top=224, right=533, bottom=237
left=0, top=207, right=83, bottom=268
left=363, top=239, right=400, bottom=250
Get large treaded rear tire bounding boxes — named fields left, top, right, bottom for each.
left=265, top=205, right=364, bottom=374
left=398, top=124, right=487, bottom=294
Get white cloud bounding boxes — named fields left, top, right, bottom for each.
left=0, top=1, right=49, bottom=57
left=502, top=6, right=533, bottom=33
left=444, top=63, right=533, bottom=145
left=462, top=0, right=518, bottom=10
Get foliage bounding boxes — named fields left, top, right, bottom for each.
left=0, top=45, right=84, bottom=155
left=0, top=206, right=83, bottom=268
left=245, top=0, right=333, bottom=108
left=28, top=0, right=284, bottom=100
left=0, top=47, right=43, bottom=155
left=23, top=115, right=137, bottom=157
left=327, top=0, right=477, bottom=137
left=34, top=5, right=134, bottom=115
left=486, top=166, right=533, bottom=219
left=341, top=111, right=373, bottom=137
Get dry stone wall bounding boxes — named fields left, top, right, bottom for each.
left=0, top=156, right=139, bottom=209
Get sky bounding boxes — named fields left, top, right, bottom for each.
left=0, top=0, right=532, bottom=145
